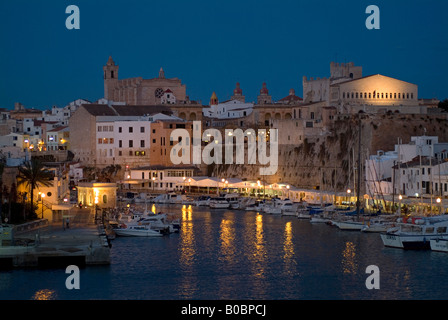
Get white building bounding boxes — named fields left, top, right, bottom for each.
left=94, top=112, right=184, bottom=166
left=203, top=93, right=254, bottom=119
left=366, top=135, right=447, bottom=198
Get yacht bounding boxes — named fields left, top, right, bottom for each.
left=209, top=197, right=230, bottom=209
left=114, top=224, right=163, bottom=237
left=245, top=200, right=265, bottom=212
left=380, top=215, right=448, bottom=250
left=195, top=196, right=211, bottom=206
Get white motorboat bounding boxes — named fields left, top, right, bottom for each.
left=310, top=215, right=330, bottom=223
left=245, top=200, right=265, bottom=212
left=380, top=215, right=448, bottom=250
left=195, top=196, right=211, bottom=206
left=334, top=219, right=365, bottom=231
left=280, top=199, right=297, bottom=216
left=153, top=192, right=193, bottom=205
left=209, top=197, right=230, bottom=209
left=224, top=193, right=240, bottom=209
left=114, top=224, right=163, bottom=237
left=430, top=238, right=448, bottom=252
left=137, top=213, right=179, bottom=234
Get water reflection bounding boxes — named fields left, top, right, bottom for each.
left=283, top=221, right=294, bottom=261
left=342, top=241, right=357, bottom=274
left=219, top=219, right=235, bottom=264
left=32, top=289, right=57, bottom=300
left=249, top=214, right=266, bottom=279
left=178, top=204, right=197, bottom=298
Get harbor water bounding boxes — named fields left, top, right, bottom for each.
left=2, top=205, right=448, bottom=300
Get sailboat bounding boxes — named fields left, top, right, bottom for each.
left=334, top=118, right=365, bottom=231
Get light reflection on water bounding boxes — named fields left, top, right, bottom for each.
left=2, top=204, right=448, bottom=299
left=32, top=289, right=57, bottom=300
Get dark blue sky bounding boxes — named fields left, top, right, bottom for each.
left=0, top=0, right=447, bottom=109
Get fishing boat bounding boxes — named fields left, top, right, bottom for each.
left=114, top=224, right=163, bottom=237
left=380, top=216, right=448, bottom=250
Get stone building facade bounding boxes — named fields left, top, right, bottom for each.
left=103, top=56, right=187, bottom=105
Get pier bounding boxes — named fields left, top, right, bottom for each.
left=0, top=207, right=110, bottom=268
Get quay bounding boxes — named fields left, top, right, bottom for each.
left=0, top=207, right=110, bottom=268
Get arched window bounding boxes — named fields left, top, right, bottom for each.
left=111, top=71, right=114, bottom=78
left=103, top=195, right=108, bottom=204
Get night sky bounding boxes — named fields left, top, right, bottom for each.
left=0, top=0, right=447, bottom=109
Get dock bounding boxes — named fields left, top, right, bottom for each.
left=0, top=207, right=111, bottom=268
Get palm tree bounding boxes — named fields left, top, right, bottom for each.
left=17, top=158, right=53, bottom=219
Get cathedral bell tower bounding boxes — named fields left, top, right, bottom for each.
left=103, top=56, right=119, bottom=100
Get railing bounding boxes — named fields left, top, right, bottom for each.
left=13, top=219, right=49, bottom=234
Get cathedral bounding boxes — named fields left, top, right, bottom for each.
left=103, top=56, right=187, bottom=105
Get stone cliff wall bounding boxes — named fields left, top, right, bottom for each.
left=217, top=112, right=448, bottom=193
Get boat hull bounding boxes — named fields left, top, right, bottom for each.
left=334, top=221, right=365, bottom=231
left=380, top=233, right=447, bottom=250
left=430, top=239, right=448, bottom=252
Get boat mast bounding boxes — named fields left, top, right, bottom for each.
left=356, top=116, right=362, bottom=216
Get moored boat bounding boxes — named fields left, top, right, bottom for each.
left=209, top=197, right=230, bottom=209
left=114, top=224, right=163, bottom=237
left=380, top=215, right=448, bottom=250
left=430, top=238, right=448, bottom=252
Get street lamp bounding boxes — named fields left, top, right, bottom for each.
left=152, top=177, right=156, bottom=192
left=347, top=189, right=351, bottom=205
left=398, top=194, right=402, bottom=215
left=41, top=193, right=45, bottom=219
left=437, top=197, right=442, bottom=214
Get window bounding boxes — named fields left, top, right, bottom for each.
left=119, top=140, right=122, bottom=148
left=152, top=129, right=156, bottom=134
left=129, top=127, right=133, bottom=133
left=140, top=140, right=145, bottom=148
left=140, top=127, right=145, bottom=133
left=98, top=126, right=102, bottom=132
left=153, top=139, right=156, bottom=144
left=394, top=93, right=397, bottom=99
left=369, top=93, right=371, bottom=99
left=98, top=138, right=102, bottom=144
left=110, top=138, right=114, bottom=144
left=118, top=151, right=122, bottom=156
left=129, top=140, right=133, bottom=148
left=109, top=126, right=113, bottom=131
left=119, top=127, right=122, bottom=133
left=343, top=92, right=345, bottom=99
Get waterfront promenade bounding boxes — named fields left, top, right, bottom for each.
left=0, top=207, right=110, bottom=268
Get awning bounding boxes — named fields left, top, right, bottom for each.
left=52, top=204, right=73, bottom=211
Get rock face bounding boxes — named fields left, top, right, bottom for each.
left=217, top=113, right=448, bottom=193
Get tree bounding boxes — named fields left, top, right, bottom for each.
left=439, top=99, right=448, bottom=112
left=17, top=158, right=53, bottom=220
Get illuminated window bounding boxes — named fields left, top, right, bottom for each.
left=98, top=138, right=102, bottom=144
